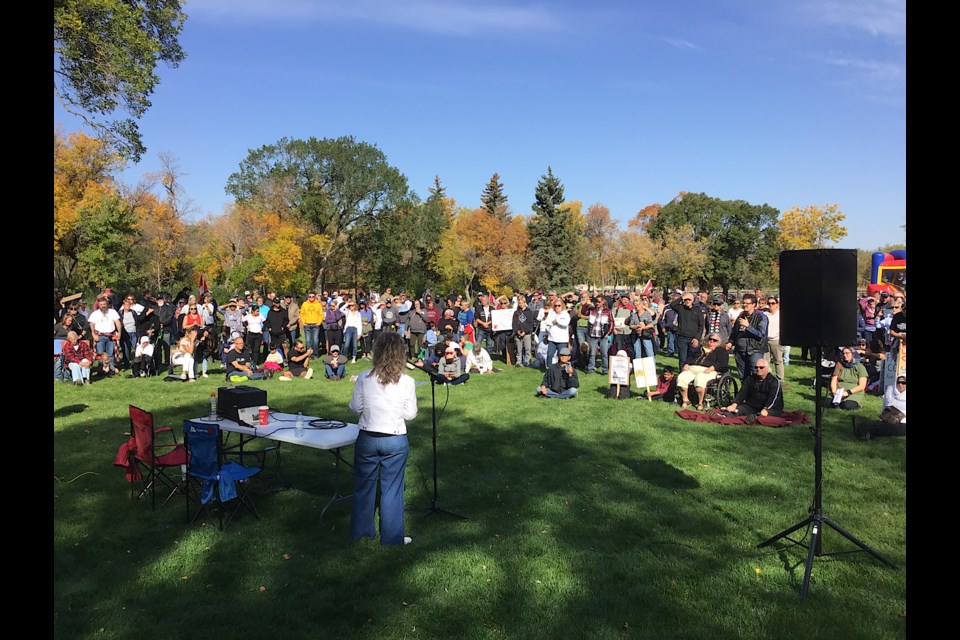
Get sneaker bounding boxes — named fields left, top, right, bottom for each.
left=180, top=373, right=187, bottom=380
left=202, top=373, right=209, bottom=378
left=305, top=368, right=314, bottom=379
left=403, top=536, right=413, bottom=545
left=352, top=358, right=357, bottom=364
left=278, top=376, right=291, bottom=381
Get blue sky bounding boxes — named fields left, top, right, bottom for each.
left=54, top=0, right=905, bottom=250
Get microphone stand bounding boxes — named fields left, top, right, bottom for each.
left=406, top=360, right=468, bottom=520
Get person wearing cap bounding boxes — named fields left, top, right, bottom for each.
left=299, top=292, right=325, bottom=355
left=222, top=299, right=243, bottom=342
left=704, top=295, right=733, bottom=347
left=440, top=345, right=462, bottom=380
left=323, top=344, right=347, bottom=381
left=668, top=292, right=707, bottom=369
left=537, top=346, right=579, bottom=399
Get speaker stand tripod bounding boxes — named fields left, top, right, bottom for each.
left=757, top=346, right=897, bottom=597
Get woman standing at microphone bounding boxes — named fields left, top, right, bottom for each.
left=349, top=331, right=419, bottom=545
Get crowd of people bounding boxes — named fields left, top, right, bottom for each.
left=53, top=282, right=905, bottom=430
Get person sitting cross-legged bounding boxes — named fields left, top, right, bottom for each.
left=225, top=336, right=265, bottom=381
left=677, top=333, right=730, bottom=410
left=537, top=346, right=579, bottom=399
left=828, top=346, right=868, bottom=410
left=279, top=339, right=314, bottom=380
left=323, top=344, right=347, bottom=381
left=721, top=358, right=783, bottom=418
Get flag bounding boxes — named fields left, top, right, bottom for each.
left=641, top=279, right=653, bottom=297
left=197, top=274, right=209, bottom=299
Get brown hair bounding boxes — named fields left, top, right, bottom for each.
left=370, top=331, right=406, bottom=386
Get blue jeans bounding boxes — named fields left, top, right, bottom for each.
left=342, top=327, right=358, bottom=360
left=68, top=362, right=91, bottom=383
left=544, top=387, right=578, bottom=399
left=96, top=335, right=116, bottom=369
left=546, top=341, right=566, bottom=369
left=303, top=324, right=320, bottom=355
left=586, top=335, right=608, bottom=373
left=677, top=335, right=695, bottom=368
left=325, top=363, right=346, bottom=378
left=666, top=330, right=677, bottom=356
left=734, top=350, right=764, bottom=382
left=476, top=328, right=495, bottom=354
left=634, top=337, right=656, bottom=359
left=350, top=432, right=409, bottom=545
left=119, top=332, right=136, bottom=367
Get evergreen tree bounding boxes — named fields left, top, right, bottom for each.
left=428, top=175, right=446, bottom=201
left=527, top=167, right=578, bottom=288
left=481, top=172, right=510, bottom=222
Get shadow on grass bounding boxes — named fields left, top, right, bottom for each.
left=54, top=387, right=905, bottom=640
left=54, top=403, right=90, bottom=418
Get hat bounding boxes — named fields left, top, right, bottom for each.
left=866, top=296, right=875, bottom=302
left=383, top=295, right=393, bottom=303
left=445, top=346, right=456, bottom=354
left=712, top=296, right=724, bottom=304
left=879, top=291, right=889, bottom=298
left=139, top=336, right=150, bottom=345
left=330, top=345, right=340, bottom=352
left=244, top=290, right=251, bottom=296
left=559, top=347, right=572, bottom=356
left=230, top=331, right=242, bottom=341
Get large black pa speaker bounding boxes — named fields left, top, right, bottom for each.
left=780, top=249, right=857, bottom=347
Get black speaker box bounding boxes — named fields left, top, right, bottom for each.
left=780, top=249, right=858, bottom=347
left=218, top=385, right=267, bottom=424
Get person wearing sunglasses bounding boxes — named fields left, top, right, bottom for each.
left=854, top=376, right=906, bottom=441
left=721, top=358, right=783, bottom=418
left=677, top=333, right=731, bottom=411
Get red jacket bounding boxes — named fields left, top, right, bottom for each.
left=62, top=340, right=95, bottom=366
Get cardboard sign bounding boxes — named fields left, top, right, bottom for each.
left=491, top=308, right=515, bottom=332
left=633, top=356, right=658, bottom=389
left=608, top=355, right=631, bottom=385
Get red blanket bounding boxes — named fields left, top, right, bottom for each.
left=675, top=408, right=809, bottom=428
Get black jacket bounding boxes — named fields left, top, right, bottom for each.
left=669, top=299, right=705, bottom=340
left=733, top=373, right=783, bottom=413
left=540, top=362, right=580, bottom=394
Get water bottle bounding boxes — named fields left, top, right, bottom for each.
left=208, top=392, right=218, bottom=420
left=295, top=411, right=304, bottom=437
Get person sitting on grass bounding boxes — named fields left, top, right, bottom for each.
left=263, top=344, right=285, bottom=376
left=62, top=330, right=95, bottom=385
left=537, top=346, right=579, bottom=399
left=721, top=358, right=783, bottom=418
left=279, top=339, right=314, bottom=380
left=853, top=375, right=906, bottom=441
left=828, top=346, right=868, bottom=410
left=323, top=344, right=347, bottom=381
left=439, top=345, right=462, bottom=382
left=650, top=366, right=678, bottom=403
left=225, top=336, right=265, bottom=381
left=171, top=326, right=198, bottom=382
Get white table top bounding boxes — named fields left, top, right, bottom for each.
left=192, top=412, right=359, bottom=450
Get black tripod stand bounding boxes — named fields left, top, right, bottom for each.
left=408, top=362, right=468, bottom=520
left=757, top=345, right=897, bottom=597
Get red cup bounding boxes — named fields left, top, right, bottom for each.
left=258, top=406, right=269, bottom=426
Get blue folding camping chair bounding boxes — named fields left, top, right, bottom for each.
left=183, top=420, right=263, bottom=529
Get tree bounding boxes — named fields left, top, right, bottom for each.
left=778, top=203, right=848, bottom=250
left=226, top=136, right=411, bottom=291
left=583, top=203, right=618, bottom=286
left=74, top=190, right=142, bottom=293
left=527, top=167, right=580, bottom=288
left=480, top=172, right=510, bottom=222
left=648, top=192, right=780, bottom=292
left=54, top=0, right=187, bottom=161
left=651, top=224, right=710, bottom=291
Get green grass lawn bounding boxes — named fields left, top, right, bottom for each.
left=53, top=352, right=906, bottom=640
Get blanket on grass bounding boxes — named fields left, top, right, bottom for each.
left=675, top=409, right=809, bottom=428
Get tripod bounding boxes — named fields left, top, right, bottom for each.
left=757, top=345, right=897, bottom=597
left=408, top=361, right=468, bottom=520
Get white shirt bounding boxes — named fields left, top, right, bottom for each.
left=344, top=309, right=363, bottom=331
left=243, top=313, right=264, bottom=333
left=372, top=304, right=383, bottom=330
left=349, top=372, right=418, bottom=435
left=728, top=307, right=742, bottom=322
left=88, top=308, right=120, bottom=334
left=883, top=385, right=906, bottom=421
left=544, top=309, right=571, bottom=343
left=764, top=309, right=780, bottom=340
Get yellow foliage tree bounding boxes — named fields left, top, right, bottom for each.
left=778, top=203, right=848, bottom=250
left=132, top=191, right=186, bottom=290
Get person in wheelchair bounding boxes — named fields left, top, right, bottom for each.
left=722, top=358, right=784, bottom=418
left=677, top=333, right=731, bottom=410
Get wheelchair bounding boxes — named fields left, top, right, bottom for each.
left=678, top=370, right=740, bottom=410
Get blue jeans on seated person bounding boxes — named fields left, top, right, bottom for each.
left=325, top=363, right=346, bottom=379
left=544, top=387, right=578, bottom=399
left=68, top=362, right=91, bottom=383
left=350, top=431, right=409, bottom=545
